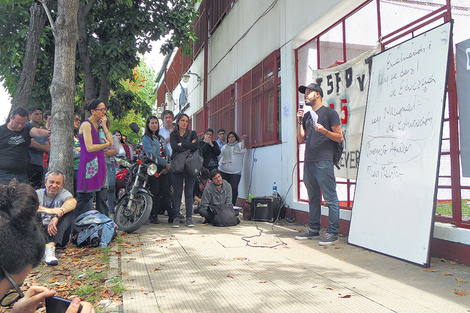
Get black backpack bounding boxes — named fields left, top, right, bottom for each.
left=210, top=204, right=239, bottom=227
left=333, top=140, right=344, bottom=170
left=328, top=107, right=344, bottom=170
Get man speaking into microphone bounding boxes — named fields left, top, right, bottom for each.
left=295, top=82, right=343, bottom=246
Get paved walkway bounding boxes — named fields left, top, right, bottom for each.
left=120, top=216, right=470, bottom=312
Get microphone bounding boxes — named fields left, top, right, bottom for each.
left=299, top=101, right=304, bottom=109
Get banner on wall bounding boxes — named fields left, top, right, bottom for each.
left=456, top=38, right=470, bottom=177
left=310, top=45, right=380, bottom=179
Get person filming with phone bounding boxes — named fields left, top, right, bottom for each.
left=0, top=180, right=94, bottom=313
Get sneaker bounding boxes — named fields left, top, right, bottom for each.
left=44, top=244, right=58, bottom=266
left=186, top=218, right=194, bottom=227
left=149, top=215, right=160, bottom=224
left=172, top=217, right=180, bottom=228
left=295, top=230, right=320, bottom=240
left=319, top=233, right=339, bottom=246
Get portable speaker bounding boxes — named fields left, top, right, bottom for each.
left=252, top=197, right=281, bottom=222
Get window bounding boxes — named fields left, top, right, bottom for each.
left=234, top=50, right=281, bottom=147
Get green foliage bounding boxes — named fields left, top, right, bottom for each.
left=0, top=0, right=198, bottom=115
left=108, top=110, right=145, bottom=144
left=0, top=1, right=55, bottom=109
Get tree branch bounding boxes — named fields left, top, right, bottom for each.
left=82, top=0, right=97, bottom=17
left=37, top=0, right=55, bottom=33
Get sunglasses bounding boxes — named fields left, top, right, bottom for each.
left=0, top=266, right=24, bottom=307
left=74, top=117, right=80, bottom=122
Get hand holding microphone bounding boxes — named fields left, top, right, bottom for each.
left=297, top=101, right=305, bottom=123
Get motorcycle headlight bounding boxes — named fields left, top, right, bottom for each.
left=147, top=163, right=158, bottom=176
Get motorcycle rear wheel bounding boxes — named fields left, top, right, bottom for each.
left=114, top=192, right=152, bottom=233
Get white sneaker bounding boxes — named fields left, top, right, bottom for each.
left=44, top=244, right=58, bottom=266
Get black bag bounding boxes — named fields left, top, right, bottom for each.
left=185, top=149, right=203, bottom=176
left=328, top=107, right=344, bottom=170
left=333, top=140, right=344, bottom=170
left=170, top=150, right=190, bottom=174
left=210, top=203, right=239, bottom=227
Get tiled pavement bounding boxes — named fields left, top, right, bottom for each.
left=120, top=216, right=470, bottom=312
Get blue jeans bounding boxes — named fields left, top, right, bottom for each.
left=106, top=163, right=116, bottom=213
left=303, top=161, right=340, bottom=234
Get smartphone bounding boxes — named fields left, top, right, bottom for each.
left=45, top=296, right=82, bottom=313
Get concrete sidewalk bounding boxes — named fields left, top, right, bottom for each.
left=120, top=217, right=470, bottom=312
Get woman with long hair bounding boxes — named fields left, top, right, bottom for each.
left=74, top=99, right=113, bottom=218
left=0, top=180, right=93, bottom=313
left=218, top=131, right=248, bottom=205
left=141, top=116, right=173, bottom=224
left=112, top=130, right=133, bottom=160
left=170, top=113, right=199, bottom=227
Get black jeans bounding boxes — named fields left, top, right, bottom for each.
left=148, top=173, right=174, bottom=220
left=74, top=188, right=108, bottom=221
left=42, top=212, right=74, bottom=247
left=220, top=172, right=241, bottom=206
left=171, top=172, right=197, bottom=219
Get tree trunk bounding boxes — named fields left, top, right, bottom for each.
left=49, top=0, right=79, bottom=192
left=99, top=71, right=111, bottom=105
left=77, top=0, right=97, bottom=102
left=11, top=1, right=50, bottom=110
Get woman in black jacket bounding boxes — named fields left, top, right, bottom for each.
left=170, top=113, right=199, bottom=227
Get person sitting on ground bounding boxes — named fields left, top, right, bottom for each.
left=193, top=167, right=210, bottom=211
left=0, top=180, right=93, bottom=313
left=198, top=169, right=233, bottom=224
left=36, top=170, right=77, bottom=266
left=199, top=128, right=220, bottom=172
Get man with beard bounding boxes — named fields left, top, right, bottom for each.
left=198, top=169, right=233, bottom=224
left=295, top=82, right=343, bottom=246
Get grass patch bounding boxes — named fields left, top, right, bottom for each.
left=436, top=200, right=470, bottom=218
left=23, top=240, right=124, bottom=310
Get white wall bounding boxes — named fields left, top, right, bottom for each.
left=183, top=0, right=366, bottom=208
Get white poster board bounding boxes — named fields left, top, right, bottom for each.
left=348, top=22, right=452, bottom=266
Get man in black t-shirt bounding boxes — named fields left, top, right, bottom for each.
left=0, top=107, right=50, bottom=184
left=295, top=82, right=343, bottom=246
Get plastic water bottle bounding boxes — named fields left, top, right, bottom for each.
left=98, top=125, right=108, bottom=152
left=272, top=182, right=277, bottom=197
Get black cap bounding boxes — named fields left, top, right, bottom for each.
left=298, top=83, right=323, bottom=97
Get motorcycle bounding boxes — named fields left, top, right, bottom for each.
left=113, top=153, right=159, bottom=233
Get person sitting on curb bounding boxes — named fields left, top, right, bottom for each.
left=198, top=169, right=233, bottom=224
left=36, top=170, right=77, bottom=266
left=0, top=180, right=93, bottom=313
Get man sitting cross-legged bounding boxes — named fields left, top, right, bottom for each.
left=198, top=169, right=233, bottom=224
left=36, top=170, right=77, bottom=266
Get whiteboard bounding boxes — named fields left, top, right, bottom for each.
left=348, top=22, right=452, bottom=266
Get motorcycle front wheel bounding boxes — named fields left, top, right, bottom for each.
left=114, top=192, right=152, bottom=233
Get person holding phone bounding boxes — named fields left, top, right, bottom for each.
left=0, top=180, right=94, bottom=312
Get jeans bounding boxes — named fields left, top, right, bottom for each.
left=303, top=161, right=340, bottom=234
left=220, top=172, right=241, bottom=205
left=74, top=188, right=109, bottom=220
left=106, top=163, right=116, bottom=214
left=171, top=173, right=197, bottom=219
